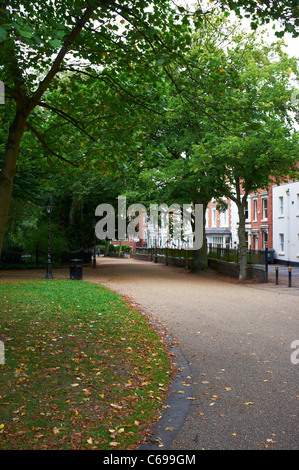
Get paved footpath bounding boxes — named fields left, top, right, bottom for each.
left=1, top=258, right=298, bottom=450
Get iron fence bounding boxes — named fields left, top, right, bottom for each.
left=207, top=244, right=266, bottom=265
left=135, top=245, right=267, bottom=265
left=0, top=247, right=92, bottom=269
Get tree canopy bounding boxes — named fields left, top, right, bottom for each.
left=0, top=0, right=197, bottom=253
left=1, top=0, right=298, bottom=260
left=217, top=0, right=299, bottom=37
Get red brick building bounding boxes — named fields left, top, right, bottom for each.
left=247, top=187, right=273, bottom=250
left=205, top=187, right=273, bottom=250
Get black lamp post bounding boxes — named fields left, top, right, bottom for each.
left=92, top=219, right=96, bottom=269
left=45, top=198, right=53, bottom=279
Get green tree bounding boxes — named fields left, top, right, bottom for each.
left=1, top=0, right=297, bottom=257
left=135, top=106, right=221, bottom=271
left=191, top=33, right=299, bottom=281
left=127, top=11, right=299, bottom=277
left=218, top=0, right=299, bottom=38
left=0, top=0, right=195, bottom=254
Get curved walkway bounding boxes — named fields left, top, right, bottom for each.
left=1, top=258, right=298, bottom=450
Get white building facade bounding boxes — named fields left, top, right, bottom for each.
left=272, top=180, right=299, bottom=265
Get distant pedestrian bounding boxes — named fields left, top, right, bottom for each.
left=97, top=247, right=100, bottom=257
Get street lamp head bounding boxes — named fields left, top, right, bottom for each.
left=45, top=198, right=53, bottom=214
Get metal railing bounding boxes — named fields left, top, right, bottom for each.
left=207, top=244, right=266, bottom=266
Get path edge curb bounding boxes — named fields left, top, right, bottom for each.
left=138, top=332, right=192, bottom=450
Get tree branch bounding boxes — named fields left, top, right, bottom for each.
left=28, top=5, right=96, bottom=111
left=25, top=122, right=79, bottom=167
left=38, top=102, right=96, bottom=141
left=62, top=66, right=165, bottom=116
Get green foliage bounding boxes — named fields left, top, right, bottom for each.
left=121, top=244, right=133, bottom=253
left=22, top=223, right=68, bottom=260
left=218, top=0, right=299, bottom=37
left=0, top=0, right=197, bottom=253
left=1, top=3, right=298, bottom=259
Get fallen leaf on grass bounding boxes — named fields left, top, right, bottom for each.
left=110, top=403, right=122, bottom=409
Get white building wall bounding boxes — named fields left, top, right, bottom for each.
left=272, top=181, right=299, bottom=264
left=230, top=200, right=239, bottom=248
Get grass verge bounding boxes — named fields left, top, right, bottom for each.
left=0, top=279, right=171, bottom=450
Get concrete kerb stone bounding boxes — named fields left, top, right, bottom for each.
left=138, top=328, right=193, bottom=450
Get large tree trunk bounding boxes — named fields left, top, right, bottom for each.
left=118, top=238, right=123, bottom=257
left=69, top=198, right=83, bottom=226
left=0, top=108, right=28, bottom=254
left=105, top=239, right=111, bottom=256
left=191, top=202, right=208, bottom=272
left=237, top=205, right=247, bottom=282
left=191, top=230, right=208, bottom=272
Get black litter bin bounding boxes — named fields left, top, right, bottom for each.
left=267, top=249, right=275, bottom=264
left=70, top=259, right=83, bottom=280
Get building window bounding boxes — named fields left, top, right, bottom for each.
left=245, top=199, right=249, bottom=220
left=253, top=234, right=258, bottom=250
left=279, top=196, right=284, bottom=216
left=253, top=199, right=257, bottom=221
left=279, top=233, right=284, bottom=253
left=262, top=231, right=268, bottom=249
left=212, top=208, right=216, bottom=227
left=213, top=236, right=223, bottom=247
left=262, top=197, right=268, bottom=220
left=220, top=209, right=228, bottom=227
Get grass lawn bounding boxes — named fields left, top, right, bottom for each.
left=0, top=279, right=171, bottom=450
